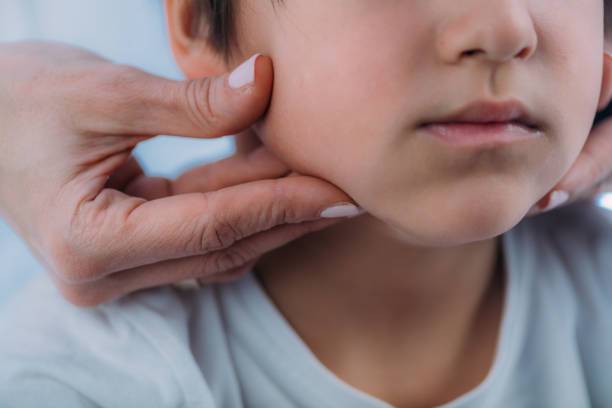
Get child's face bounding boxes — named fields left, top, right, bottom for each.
left=174, top=1, right=611, bottom=245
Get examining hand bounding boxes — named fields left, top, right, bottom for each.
left=0, top=42, right=360, bottom=306
left=527, top=113, right=612, bottom=215
left=527, top=53, right=612, bottom=216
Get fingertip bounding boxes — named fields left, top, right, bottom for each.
left=245, top=53, right=274, bottom=115
left=320, top=203, right=364, bottom=219
left=228, top=53, right=259, bottom=89
left=254, top=54, right=274, bottom=94
left=270, top=175, right=360, bottom=220
left=227, top=53, right=273, bottom=96
left=532, top=189, right=570, bottom=214
left=219, top=53, right=274, bottom=134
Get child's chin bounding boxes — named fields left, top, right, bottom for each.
left=374, top=196, right=529, bottom=247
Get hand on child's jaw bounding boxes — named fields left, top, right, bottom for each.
left=177, top=0, right=610, bottom=244
left=527, top=61, right=612, bottom=216
left=0, top=42, right=364, bottom=306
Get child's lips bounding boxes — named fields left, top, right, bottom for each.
left=419, top=121, right=544, bottom=148
left=416, top=98, right=546, bottom=148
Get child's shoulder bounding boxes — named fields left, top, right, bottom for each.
left=0, top=274, right=220, bottom=407
left=526, top=200, right=612, bottom=267
left=527, top=199, right=612, bottom=237
left=498, top=202, right=612, bottom=406
left=518, top=200, right=612, bottom=316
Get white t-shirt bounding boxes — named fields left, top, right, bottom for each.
left=1, top=202, right=612, bottom=408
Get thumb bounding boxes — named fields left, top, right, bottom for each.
left=98, top=54, right=273, bottom=138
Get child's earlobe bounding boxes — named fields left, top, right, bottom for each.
left=597, top=52, right=612, bottom=111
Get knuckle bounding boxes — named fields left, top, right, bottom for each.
left=269, top=180, right=297, bottom=224
left=183, top=77, right=224, bottom=132
left=196, top=194, right=244, bottom=252
left=204, top=216, right=242, bottom=252
left=206, top=247, right=252, bottom=273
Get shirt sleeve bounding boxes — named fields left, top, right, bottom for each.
left=582, top=204, right=612, bottom=312
left=547, top=201, right=612, bottom=404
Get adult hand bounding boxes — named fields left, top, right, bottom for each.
left=0, top=41, right=361, bottom=306
left=527, top=113, right=612, bottom=216
left=527, top=121, right=612, bottom=215
left=527, top=53, right=612, bottom=216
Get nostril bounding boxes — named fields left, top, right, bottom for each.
left=516, top=46, right=532, bottom=59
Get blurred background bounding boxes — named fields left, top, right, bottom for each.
left=0, top=0, right=611, bottom=306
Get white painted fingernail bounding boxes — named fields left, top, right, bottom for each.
left=320, top=204, right=364, bottom=218
left=228, top=53, right=260, bottom=89
left=172, top=279, right=201, bottom=290
left=541, top=190, right=570, bottom=212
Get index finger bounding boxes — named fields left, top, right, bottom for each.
left=58, top=175, right=356, bottom=282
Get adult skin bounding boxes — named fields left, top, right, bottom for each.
left=0, top=41, right=611, bottom=307
left=0, top=41, right=361, bottom=307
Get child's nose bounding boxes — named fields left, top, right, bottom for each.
left=434, top=0, right=537, bottom=66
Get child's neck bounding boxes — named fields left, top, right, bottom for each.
left=254, top=213, right=505, bottom=406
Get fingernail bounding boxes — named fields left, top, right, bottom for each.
left=540, top=190, right=570, bottom=213
left=172, top=279, right=201, bottom=290
left=228, top=53, right=260, bottom=89
left=320, top=204, right=364, bottom=219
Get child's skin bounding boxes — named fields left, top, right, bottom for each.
left=168, top=0, right=612, bottom=406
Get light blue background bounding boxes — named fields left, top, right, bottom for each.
left=1, top=0, right=610, bottom=306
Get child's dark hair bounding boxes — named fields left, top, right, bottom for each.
left=191, top=0, right=283, bottom=64
left=191, top=0, right=234, bottom=63
left=193, top=0, right=611, bottom=64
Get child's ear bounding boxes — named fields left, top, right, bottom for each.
left=598, top=48, right=612, bottom=111
left=165, top=0, right=228, bottom=79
